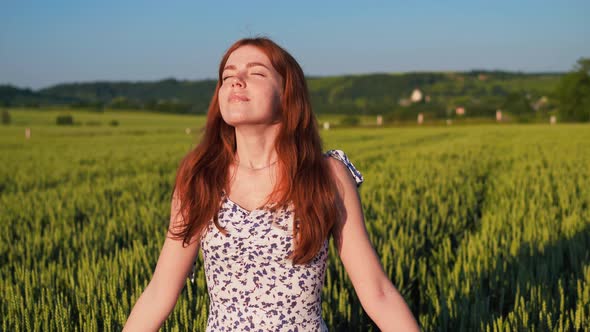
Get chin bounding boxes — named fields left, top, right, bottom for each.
left=222, top=115, right=278, bottom=128
left=220, top=109, right=247, bottom=126
left=220, top=105, right=279, bottom=127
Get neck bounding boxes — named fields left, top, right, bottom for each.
left=233, top=123, right=280, bottom=169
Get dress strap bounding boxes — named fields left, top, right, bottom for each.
left=324, top=149, right=364, bottom=187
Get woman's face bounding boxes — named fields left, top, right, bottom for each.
left=218, top=45, right=284, bottom=127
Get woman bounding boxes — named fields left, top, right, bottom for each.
left=123, top=37, right=419, bottom=331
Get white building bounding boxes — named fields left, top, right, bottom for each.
left=411, top=89, right=423, bottom=103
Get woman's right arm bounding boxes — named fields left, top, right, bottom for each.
left=123, top=191, right=201, bottom=332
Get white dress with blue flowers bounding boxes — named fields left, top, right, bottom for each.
left=193, top=149, right=364, bottom=331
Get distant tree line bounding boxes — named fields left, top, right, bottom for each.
left=3, top=68, right=589, bottom=122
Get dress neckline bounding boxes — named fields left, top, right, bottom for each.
left=221, top=189, right=277, bottom=214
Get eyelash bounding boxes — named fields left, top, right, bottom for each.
left=222, top=73, right=265, bottom=81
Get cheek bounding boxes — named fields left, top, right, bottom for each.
left=260, top=89, right=281, bottom=112
left=218, top=87, right=228, bottom=109
left=218, top=85, right=227, bottom=99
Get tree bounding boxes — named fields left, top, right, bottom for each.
left=556, top=58, right=590, bottom=122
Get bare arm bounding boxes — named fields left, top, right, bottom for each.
left=327, top=157, right=420, bottom=332
left=123, top=190, right=201, bottom=332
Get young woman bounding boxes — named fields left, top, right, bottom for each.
left=123, top=37, right=420, bottom=331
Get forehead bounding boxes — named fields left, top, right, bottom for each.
left=225, top=45, right=272, bottom=67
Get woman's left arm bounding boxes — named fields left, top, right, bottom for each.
left=327, top=157, right=421, bottom=332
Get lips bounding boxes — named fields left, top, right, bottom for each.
left=229, top=93, right=250, bottom=102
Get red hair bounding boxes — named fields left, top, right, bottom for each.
left=169, top=37, right=341, bottom=265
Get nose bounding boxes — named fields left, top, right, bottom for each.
left=231, top=76, right=245, bottom=88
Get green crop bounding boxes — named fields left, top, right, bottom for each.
left=1, top=109, right=589, bottom=331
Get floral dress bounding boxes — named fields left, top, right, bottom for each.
left=191, top=149, right=364, bottom=331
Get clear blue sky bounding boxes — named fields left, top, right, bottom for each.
left=1, top=0, right=588, bottom=90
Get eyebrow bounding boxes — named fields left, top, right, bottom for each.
left=223, top=62, right=270, bottom=71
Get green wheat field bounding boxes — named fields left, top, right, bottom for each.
left=1, top=109, right=589, bottom=331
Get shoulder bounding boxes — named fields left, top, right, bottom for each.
left=323, top=150, right=365, bottom=243
left=324, top=149, right=364, bottom=189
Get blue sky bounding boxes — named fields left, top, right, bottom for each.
left=1, top=0, right=589, bottom=90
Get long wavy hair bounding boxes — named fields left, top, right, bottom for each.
left=169, top=37, right=341, bottom=265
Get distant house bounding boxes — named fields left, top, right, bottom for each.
left=410, top=89, right=423, bottom=103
